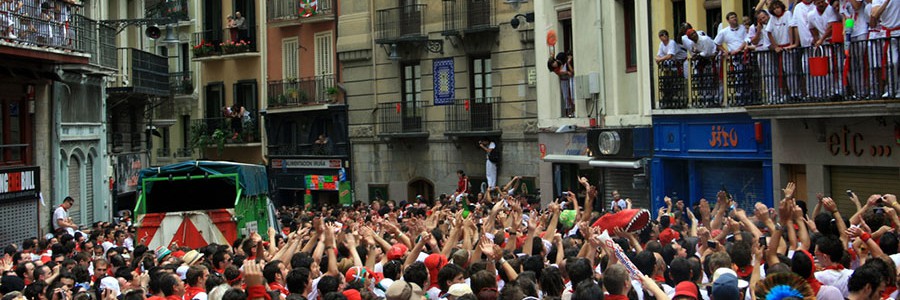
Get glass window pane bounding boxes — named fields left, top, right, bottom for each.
left=484, top=59, right=491, bottom=72
left=474, top=59, right=482, bottom=73
left=485, top=73, right=492, bottom=89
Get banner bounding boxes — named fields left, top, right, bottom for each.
left=597, top=230, right=644, bottom=280
left=433, top=58, right=455, bottom=105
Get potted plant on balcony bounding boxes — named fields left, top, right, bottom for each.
left=221, top=39, right=251, bottom=54
left=192, top=40, right=214, bottom=57
left=190, top=123, right=226, bottom=156
left=326, top=87, right=338, bottom=103
left=284, top=88, right=299, bottom=103
left=182, top=77, right=194, bottom=94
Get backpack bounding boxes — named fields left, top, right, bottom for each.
left=488, top=144, right=501, bottom=164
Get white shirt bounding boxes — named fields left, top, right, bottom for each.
left=53, top=206, right=68, bottom=230
left=714, top=25, right=747, bottom=52
left=691, top=35, right=718, bottom=57
left=426, top=287, right=440, bottom=300
left=657, top=39, right=688, bottom=60
left=766, top=11, right=794, bottom=46
left=874, top=0, right=900, bottom=29
left=748, top=24, right=771, bottom=51
left=808, top=6, right=840, bottom=42
left=792, top=1, right=816, bottom=47
left=841, top=1, right=870, bottom=37
left=680, top=30, right=707, bottom=54
left=486, top=142, right=496, bottom=162
left=815, top=268, right=854, bottom=297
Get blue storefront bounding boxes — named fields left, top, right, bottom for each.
left=650, top=114, right=773, bottom=213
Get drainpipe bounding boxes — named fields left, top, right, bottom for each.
left=595, top=1, right=606, bottom=122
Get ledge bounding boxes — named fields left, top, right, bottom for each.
left=745, top=100, right=900, bottom=119
left=192, top=52, right=260, bottom=61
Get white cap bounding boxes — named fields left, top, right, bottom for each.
left=100, top=277, right=121, bottom=297
left=176, top=265, right=190, bottom=280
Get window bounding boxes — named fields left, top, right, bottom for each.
left=234, top=80, right=258, bottom=113
left=181, top=115, right=190, bottom=148
left=162, top=127, right=170, bottom=151
left=623, top=0, right=637, bottom=73
left=282, top=38, right=299, bottom=79
left=401, top=63, right=421, bottom=106
left=673, top=0, right=686, bottom=36
left=180, top=43, right=190, bottom=72
left=558, top=10, right=572, bottom=54
left=470, top=57, right=492, bottom=99
left=314, top=32, right=333, bottom=77
left=1, top=97, right=28, bottom=165
left=205, top=83, right=225, bottom=118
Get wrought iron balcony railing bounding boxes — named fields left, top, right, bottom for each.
left=145, top=0, right=189, bottom=21
left=191, top=114, right=261, bottom=145
left=170, top=71, right=194, bottom=95
left=109, top=48, right=169, bottom=97
left=377, top=101, right=427, bottom=136
left=192, top=26, right=258, bottom=58
left=174, top=147, right=193, bottom=157
left=267, top=0, right=334, bottom=21
left=445, top=97, right=500, bottom=134
left=267, top=75, right=336, bottom=108
left=375, top=4, right=426, bottom=43
left=656, top=37, right=900, bottom=109
left=442, top=0, right=496, bottom=35
left=156, top=148, right=171, bottom=158
left=0, top=1, right=87, bottom=52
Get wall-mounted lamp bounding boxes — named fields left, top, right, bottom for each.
left=510, top=13, right=534, bottom=29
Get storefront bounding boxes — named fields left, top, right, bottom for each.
left=767, top=117, right=900, bottom=215
left=651, top=114, right=773, bottom=212
left=269, top=158, right=352, bottom=207
left=0, top=166, right=40, bottom=245
left=539, top=129, right=651, bottom=212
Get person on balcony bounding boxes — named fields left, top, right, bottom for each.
left=687, top=28, right=720, bottom=106
left=679, top=22, right=707, bottom=54
left=840, top=0, right=873, bottom=98
left=656, top=29, right=689, bottom=106
left=226, top=15, right=236, bottom=41
left=793, top=0, right=817, bottom=99
left=715, top=12, right=750, bottom=104
left=808, top=0, right=842, bottom=98
left=656, top=29, right=688, bottom=72
left=233, top=11, right=247, bottom=42
left=313, top=134, right=329, bottom=155
left=766, top=0, right=799, bottom=103
left=872, top=0, right=900, bottom=98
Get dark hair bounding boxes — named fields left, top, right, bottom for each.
left=263, top=260, right=283, bottom=283
left=404, top=262, right=428, bottom=288
left=815, top=235, right=844, bottom=263
left=726, top=12, right=738, bottom=20
left=470, top=270, right=497, bottom=295
left=574, top=280, right=604, bottom=300
left=322, top=292, right=347, bottom=300
left=286, top=267, right=310, bottom=294
left=669, top=257, right=692, bottom=284
left=317, top=275, right=340, bottom=295
left=522, top=255, right=544, bottom=279
left=541, top=266, right=565, bottom=297
left=222, top=288, right=247, bottom=300
left=159, top=273, right=180, bottom=296
left=383, top=260, right=403, bottom=280
left=64, top=196, right=75, bottom=203
left=768, top=0, right=786, bottom=12
left=185, top=265, right=206, bottom=286
left=634, top=251, right=657, bottom=276
left=438, top=263, right=465, bottom=292
left=24, top=281, right=47, bottom=300
left=791, top=251, right=814, bottom=279
left=568, top=258, right=593, bottom=288
left=729, top=241, right=752, bottom=268
left=848, top=264, right=883, bottom=294
left=882, top=232, right=899, bottom=256
left=498, top=281, right=526, bottom=300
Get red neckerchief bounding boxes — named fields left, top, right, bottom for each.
left=147, top=296, right=165, bottom=300
left=801, top=0, right=812, bottom=4
left=807, top=277, right=823, bottom=294
left=773, top=9, right=785, bottom=18
left=606, top=295, right=629, bottom=300
left=165, top=295, right=182, bottom=300
left=183, top=286, right=205, bottom=300
left=268, top=282, right=289, bottom=295
left=735, top=265, right=753, bottom=278
left=653, top=275, right=665, bottom=283
left=883, top=286, right=897, bottom=299
left=823, top=264, right=845, bottom=271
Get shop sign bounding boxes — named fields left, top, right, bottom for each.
left=827, top=126, right=893, bottom=157
left=272, top=159, right=342, bottom=169
left=116, top=154, right=147, bottom=193
left=0, top=166, right=40, bottom=203
left=683, top=123, right=758, bottom=152
left=305, top=175, right=339, bottom=191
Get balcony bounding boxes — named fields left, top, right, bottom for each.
left=170, top=71, right=194, bottom=96
left=655, top=38, right=900, bottom=112
left=444, top=97, right=501, bottom=136
left=98, top=24, right=117, bottom=69
left=267, top=75, right=337, bottom=108
left=156, top=147, right=171, bottom=158
left=145, top=0, right=189, bottom=21
left=267, top=0, right=334, bottom=25
left=192, top=26, right=258, bottom=60
left=107, top=48, right=169, bottom=97
left=375, top=4, right=426, bottom=44
left=174, top=147, right=193, bottom=158
left=267, top=142, right=350, bottom=157
left=190, top=115, right=261, bottom=147
left=442, top=0, right=497, bottom=36
left=377, top=101, right=428, bottom=138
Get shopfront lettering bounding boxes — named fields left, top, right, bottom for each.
left=0, top=170, right=36, bottom=194
left=827, top=126, right=892, bottom=157
left=709, top=126, right=739, bottom=148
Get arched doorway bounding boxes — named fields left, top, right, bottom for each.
left=407, top=178, right=435, bottom=205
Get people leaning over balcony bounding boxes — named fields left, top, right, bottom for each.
left=807, top=0, right=842, bottom=98
left=655, top=29, right=688, bottom=76
left=873, top=0, right=900, bottom=98
left=841, top=0, right=874, bottom=98
left=765, top=0, right=799, bottom=102
left=0, top=0, right=76, bottom=48
left=715, top=12, right=748, bottom=56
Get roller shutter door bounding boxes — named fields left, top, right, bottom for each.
left=829, top=166, right=900, bottom=216
left=0, top=199, right=38, bottom=247
left=697, top=161, right=765, bottom=212
left=603, top=168, right=649, bottom=212
left=68, top=158, right=81, bottom=225
left=85, top=156, right=94, bottom=224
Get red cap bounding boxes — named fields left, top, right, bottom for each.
left=659, top=228, right=681, bottom=246
left=425, top=254, right=448, bottom=287
left=172, top=250, right=186, bottom=258
left=674, top=281, right=699, bottom=300
left=342, top=289, right=362, bottom=300
left=387, top=243, right=408, bottom=260
left=344, top=266, right=371, bottom=284
left=685, top=29, right=696, bottom=36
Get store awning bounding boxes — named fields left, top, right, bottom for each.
left=541, top=154, right=592, bottom=164
left=589, top=159, right=643, bottom=169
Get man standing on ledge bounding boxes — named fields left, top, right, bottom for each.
left=478, top=139, right=498, bottom=189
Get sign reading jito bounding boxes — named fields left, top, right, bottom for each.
left=827, top=126, right=893, bottom=157
left=709, top=125, right=739, bottom=148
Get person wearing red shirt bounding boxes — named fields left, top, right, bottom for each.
left=263, top=260, right=289, bottom=297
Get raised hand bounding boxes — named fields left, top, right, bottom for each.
left=867, top=194, right=884, bottom=207
left=885, top=194, right=898, bottom=206
left=664, top=196, right=672, bottom=208
left=754, top=202, right=769, bottom=221
left=243, top=259, right=264, bottom=287
left=822, top=197, right=838, bottom=213
left=782, top=182, right=796, bottom=199
left=699, top=198, right=711, bottom=217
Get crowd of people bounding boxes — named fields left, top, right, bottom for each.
left=656, top=0, right=900, bottom=104
left=0, top=0, right=79, bottom=48
left=1, top=177, right=899, bottom=300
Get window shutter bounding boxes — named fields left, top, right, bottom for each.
left=282, top=38, right=299, bottom=79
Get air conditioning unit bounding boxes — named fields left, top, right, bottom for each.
left=587, top=127, right=652, bottom=159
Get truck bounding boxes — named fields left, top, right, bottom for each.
left=133, top=161, right=277, bottom=250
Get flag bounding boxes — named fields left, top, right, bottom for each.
left=300, top=0, right=318, bottom=18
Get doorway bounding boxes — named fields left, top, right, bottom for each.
left=407, top=178, right=434, bottom=205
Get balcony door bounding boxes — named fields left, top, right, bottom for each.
left=233, top=0, right=257, bottom=45
left=467, top=0, right=491, bottom=28
left=205, top=83, right=225, bottom=119
left=470, top=56, right=492, bottom=131
left=202, top=1, right=223, bottom=44
left=401, top=63, right=421, bottom=132
left=400, top=0, right=421, bottom=36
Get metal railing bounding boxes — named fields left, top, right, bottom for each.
left=192, top=25, right=258, bottom=58
left=174, top=147, right=193, bottom=157
left=191, top=114, right=261, bottom=144
left=445, top=97, right=499, bottom=133
left=156, top=148, right=171, bottom=158
left=114, top=48, right=169, bottom=96
left=267, top=0, right=333, bottom=21
left=170, top=71, right=193, bottom=95
left=377, top=101, right=427, bottom=135
left=0, top=1, right=85, bottom=52
left=267, top=75, right=336, bottom=107
left=98, top=23, right=116, bottom=68
left=145, top=0, right=189, bottom=21
left=442, top=0, right=494, bottom=34
left=655, top=37, right=900, bottom=109
left=375, top=4, right=426, bottom=43
left=267, top=142, right=350, bottom=157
